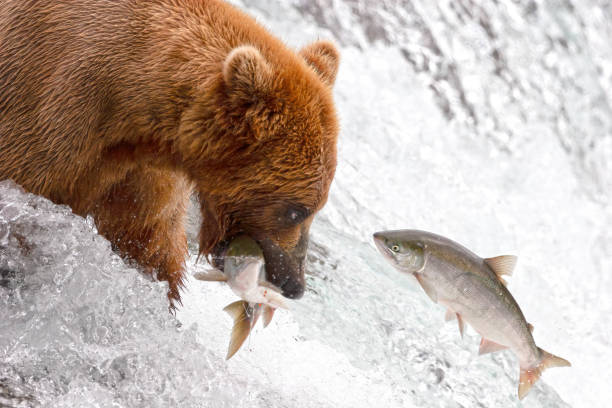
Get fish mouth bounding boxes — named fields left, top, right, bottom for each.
left=372, top=232, right=393, bottom=259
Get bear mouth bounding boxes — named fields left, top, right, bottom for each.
left=207, top=235, right=306, bottom=299
left=210, top=239, right=230, bottom=271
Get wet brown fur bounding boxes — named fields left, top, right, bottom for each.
left=0, top=0, right=340, bottom=305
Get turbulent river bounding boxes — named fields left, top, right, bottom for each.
left=1, top=1, right=611, bottom=407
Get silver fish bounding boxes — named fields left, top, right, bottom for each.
left=373, top=229, right=570, bottom=399
left=194, top=235, right=288, bottom=359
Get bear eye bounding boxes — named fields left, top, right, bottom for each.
left=283, top=205, right=309, bottom=225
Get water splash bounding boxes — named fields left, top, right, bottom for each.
left=2, top=1, right=611, bottom=407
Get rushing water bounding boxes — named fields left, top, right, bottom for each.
left=1, top=1, right=611, bottom=407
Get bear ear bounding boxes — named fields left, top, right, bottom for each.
left=299, top=40, right=340, bottom=86
left=223, top=45, right=273, bottom=101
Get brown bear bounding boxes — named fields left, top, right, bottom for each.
left=0, top=0, right=340, bottom=306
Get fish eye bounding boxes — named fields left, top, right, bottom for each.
left=391, top=244, right=400, bottom=252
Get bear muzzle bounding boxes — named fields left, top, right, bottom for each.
left=259, top=234, right=307, bottom=299
left=209, top=233, right=308, bottom=300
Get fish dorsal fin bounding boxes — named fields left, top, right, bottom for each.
left=262, top=306, right=276, bottom=328
left=527, top=323, right=534, bottom=333
left=484, top=255, right=517, bottom=282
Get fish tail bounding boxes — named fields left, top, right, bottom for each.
left=518, top=348, right=571, bottom=399
left=223, top=300, right=260, bottom=360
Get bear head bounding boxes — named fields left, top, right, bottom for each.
left=179, top=40, right=340, bottom=299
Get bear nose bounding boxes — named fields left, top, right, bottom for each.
left=280, top=277, right=305, bottom=299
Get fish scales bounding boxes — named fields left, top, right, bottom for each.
left=424, top=251, right=535, bottom=358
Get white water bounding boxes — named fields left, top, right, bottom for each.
left=2, top=1, right=611, bottom=407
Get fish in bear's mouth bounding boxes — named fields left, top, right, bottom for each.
left=207, top=235, right=306, bottom=299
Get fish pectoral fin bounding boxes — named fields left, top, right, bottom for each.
left=193, top=269, right=227, bottom=282
left=484, top=256, right=517, bottom=284
left=444, top=309, right=456, bottom=321
left=223, top=301, right=261, bottom=360
left=456, top=314, right=465, bottom=339
left=478, top=337, right=508, bottom=355
left=262, top=306, right=276, bottom=328
left=414, top=273, right=438, bottom=303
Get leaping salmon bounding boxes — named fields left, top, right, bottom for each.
left=373, top=229, right=570, bottom=399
